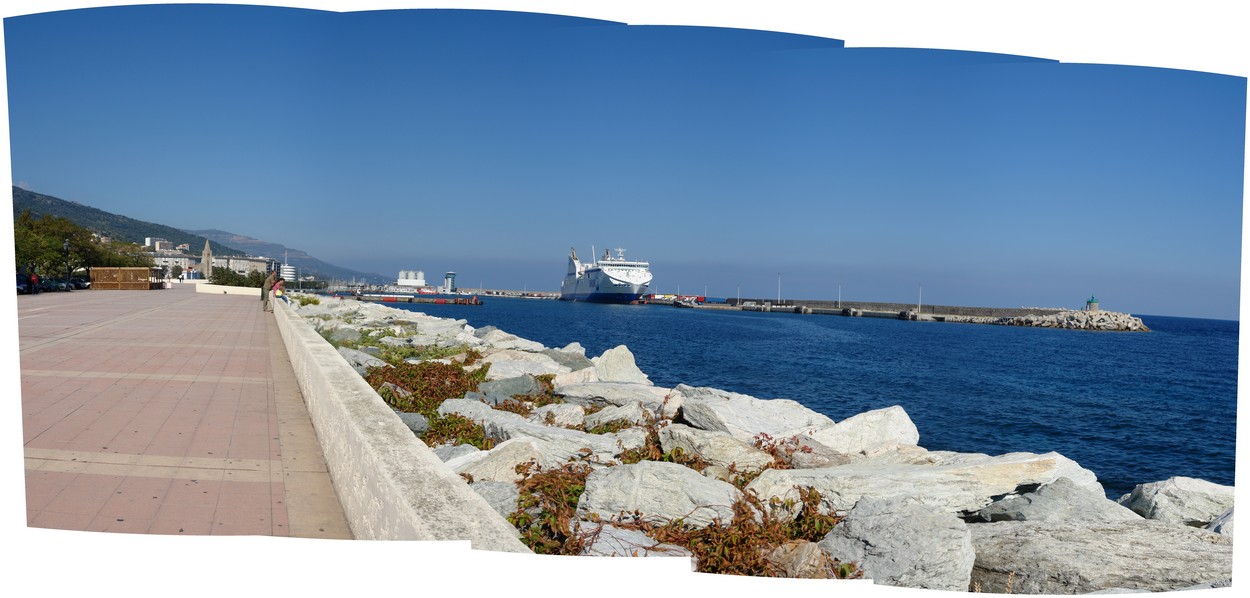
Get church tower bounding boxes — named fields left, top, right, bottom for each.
left=201, top=240, right=213, bottom=281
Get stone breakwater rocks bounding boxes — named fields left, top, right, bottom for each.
left=945, top=309, right=1149, bottom=331
left=289, top=293, right=1226, bottom=592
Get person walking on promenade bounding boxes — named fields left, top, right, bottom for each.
left=262, top=269, right=277, bottom=311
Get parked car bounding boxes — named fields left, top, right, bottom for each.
left=40, top=279, right=71, bottom=292
left=70, top=278, right=91, bottom=289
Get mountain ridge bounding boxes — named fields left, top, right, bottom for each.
left=12, top=186, right=247, bottom=257
left=11, top=186, right=388, bottom=283
left=187, top=228, right=389, bottom=283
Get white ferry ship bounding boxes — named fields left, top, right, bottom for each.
left=559, top=247, right=653, bottom=304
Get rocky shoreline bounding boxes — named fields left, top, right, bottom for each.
left=291, top=293, right=1226, bottom=592
left=941, top=309, right=1150, bottom=331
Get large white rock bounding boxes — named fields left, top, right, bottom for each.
left=471, top=481, right=520, bottom=520
left=556, top=382, right=681, bottom=418
left=747, top=451, right=1102, bottom=520
left=818, top=496, right=975, bottom=591
left=577, top=522, right=695, bottom=562
left=675, top=384, right=836, bottom=442
left=972, top=477, right=1142, bottom=524
left=969, top=520, right=1232, bottom=593
left=439, top=398, right=619, bottom=461
left=807, top=405, right=919, bottom=456
left=442, top=445, right=490, bottom=471
left=450, top=331, right=485, bottom=347
left=336, top=346, right=387, bottom=375
left=438, top=397, right=495, bottom=422
left=502, top=424, right=620, bottom=463
left=765, top=541, right=836, bottom=579
left=541, top=348, right=594, bottom=371
left=575, top=461, right=743, bottom=528
left=432, top=443, right=480, bottom=462
left=528, top=403, right=585, bottom=428
left=930, top=450, right=1103, bottom=495
left=295, top=302, right=336, bottom=318
left=479, top=349, right=571, bottom=380
left=1116, top=476, right=1235, bottom=527
left=606, top=427, right=650, bottom=454
left=478, top=328, right=546, bottom=351
left=778, top=435, right=854, bottom=469
left=453, top=437, right=545, bottom=483
left=657, top=423, right=775, bottom=473
left=1207, top=506, right=1234, bottom=537
left=551, top=367, right=600, bottom=386
left=590, top=345, right=652, bottom=385
left=583, top=402, right=653, bottom=431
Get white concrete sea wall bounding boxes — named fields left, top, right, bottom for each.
left=271, top=299, right=529, bottom=552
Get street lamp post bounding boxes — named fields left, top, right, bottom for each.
left=63, top=239, right=70, bottom=286
left=777, top=273, right=781, bottom=305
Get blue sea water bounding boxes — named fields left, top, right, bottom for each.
left=393, top=297, right=1237, bottom=498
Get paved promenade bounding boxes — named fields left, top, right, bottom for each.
left=17, top=283, right=351, bottom=538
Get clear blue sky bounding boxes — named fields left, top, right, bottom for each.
left=3, top=3, right=1245, bottom=319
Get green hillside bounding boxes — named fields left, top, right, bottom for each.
left=11, top=186, right=389, bottom=283
left=11, top=186, right=246, bottom=256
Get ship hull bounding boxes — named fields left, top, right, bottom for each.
left=558, top=274, right=648, bottom=303
left=559, top=289, right=647, bottom=303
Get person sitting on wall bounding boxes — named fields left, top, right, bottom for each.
left=271, top=277, right=289, bottom=308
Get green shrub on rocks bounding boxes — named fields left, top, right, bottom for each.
left=377, top=343, right=465, bottom=366
left=485, top=373, right=564, bottom=418
left=423, top=412, right=496, bottom=450
left=494, top=398, right=533, bottom=417
left=584, top=419, right=636, bottom=435
left=506, top=451, right=857, bottom=577
left=364, top=352, right=488, bottom=417
left=615, top=487, right=854, bottom=577
left=509, top=460, right=594, bottom=555
left=315, top=321, right=468, bottom=366
left=363, top=351, right=492, bottom=448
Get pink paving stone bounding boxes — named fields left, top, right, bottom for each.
left=148, top=516, right=214, bottom=535
left=97, top=496, right=167, bottom=523
left=24, top=470, right=76, bottom=511
left=216, top=491, right=273, bottom=513
left=42, top=493, right=107, bottom=519
left=31, top=510, right=98, bottom=529
left=212, top=507, right=274, bottom=536
left=21, top=288, right=340, bottom=537
left=86, top=515, right=155, bottom=534
left=43, top=473, right=128, bottom=515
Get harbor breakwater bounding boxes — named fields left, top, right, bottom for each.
left=726, top=299, right=1149, bottom=331
left=731, top=299, right=1065, bottom=319
left=283, top=292, right=1226, bottom=591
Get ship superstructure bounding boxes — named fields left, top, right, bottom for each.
left=559, top=247, right=652, bottom=303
